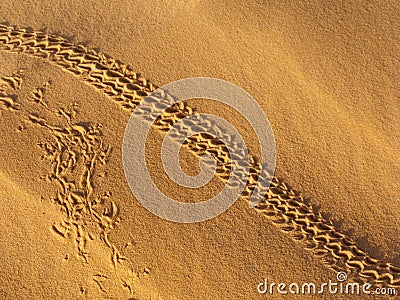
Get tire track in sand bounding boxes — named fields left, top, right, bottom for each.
left=1, top=24, right=399, bottom=289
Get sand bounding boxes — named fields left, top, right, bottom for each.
left=0, top=1, right=399, bottom=299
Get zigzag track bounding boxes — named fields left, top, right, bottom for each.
left=1, top=24, right=399, bottom=288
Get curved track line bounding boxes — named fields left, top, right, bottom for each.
left=1, top=24, right=399, bottom=288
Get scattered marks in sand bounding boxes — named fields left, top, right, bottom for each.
left=0, top=66, right=143, bottom=298
left=93, top=273, right=108, bottom=293
left=0, top=23, right=399, bottom=292
left=30, top=80, right=51, bottom=110
left=51, top=223, right=68, bottom=239
left=1, top=69, right=23, bottom=90
left=79, top=286, right=86, bottom=295
left=0, top=70, right=22, bottom=112
left=16, top=124, right=25, bottom=132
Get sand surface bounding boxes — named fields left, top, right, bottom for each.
left=0, top=1, right=399, bottom=299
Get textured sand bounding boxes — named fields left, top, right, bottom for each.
left=0, top=1, right=399, bottom=299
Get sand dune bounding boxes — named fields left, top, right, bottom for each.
left=0, top=1, right=399, bottom=299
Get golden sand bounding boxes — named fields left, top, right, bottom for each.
left=0, top=1, right=399, bottom=299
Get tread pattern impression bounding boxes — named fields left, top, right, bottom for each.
left=1, top=24, right=399, bottom=288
